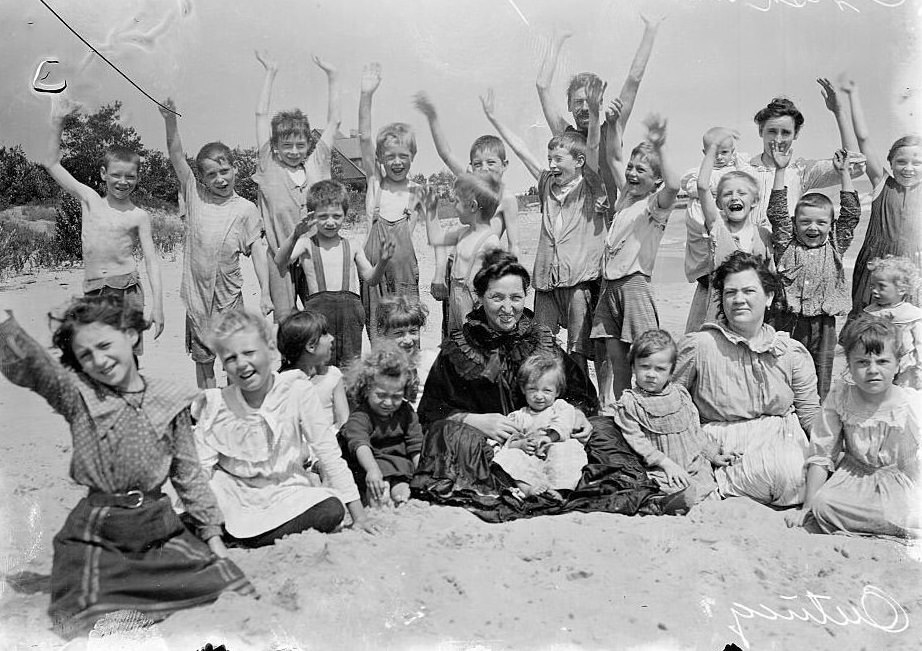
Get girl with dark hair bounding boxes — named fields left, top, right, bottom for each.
left=674, top=251, right=821, bottom=507
left=0, top=295, right=252, bottom=639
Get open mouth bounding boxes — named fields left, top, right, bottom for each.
left=727, top=200, right=744, bottom=212
left=238, top=369, right=257, bottom=381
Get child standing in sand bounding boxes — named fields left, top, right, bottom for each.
left=862, top=256, right=922, bottom=389
left=159, top=98, right=272, bottom=388
left=275, top=179, right=395, bottom=367
left=614, top=330, right=720, bottom=504
left=358, top=63, right=424, bottom=338
left=339, top=343, right=424, bottom=506
left=0, top=296, right=252, bottom=638
left=682, top=127, right=752, bottom=332
left=44, top=97, right=164, bottom=345
left=252, top=50, right=341, bottom=320
left=768, top=148, right=861, bottom=400
left=785, top=317, right=921, bottom=538
left=420, top=173, right=503, bottom=334
left=491, top=352, right=590, bottom=501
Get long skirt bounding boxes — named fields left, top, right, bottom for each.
left=302, top=290, right=365, bottom=368
left=50, top=495, right=253, bottom=639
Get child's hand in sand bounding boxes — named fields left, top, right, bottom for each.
left=365, top=467, right=390, bottom=505
left=784, top=508, right=808, bottom=528
left=660, top=458, right=691, bottom=489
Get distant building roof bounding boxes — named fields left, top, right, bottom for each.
left=311, top=129, right=365, bottom=183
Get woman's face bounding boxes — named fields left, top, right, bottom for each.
left=759, top=115, right=798, bottom=158
left=721, top=268, right=773, bottom=334
left=71, top=322, right=140, bottom=391
left=481, top=274, right=526, bottom=333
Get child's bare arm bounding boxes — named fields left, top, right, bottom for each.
left=274, top=213, right=316, bottom=274
left=647, top=115, right=679, bottom=210
left=585, top=77, right=606, bottom=174
left=249, top=237, right=274, bottom=316
left=332, top=378, right=349, bottom=427
left=43, top=97, right=98, bottom=204
left=498, top=193, right=521, bottom=257
left=254, top=50, right=278, bottom=149
left=604, top=99, right=627, bottom=192
left=413, top=92, right=466, bottom=175
left=536, top=29, right=573, bottom=135
left=818, top=78, right=860, bottom=154
left=159, top=98, right=195, bottom=189
left=420, top=185, right=462, bottom=247
left=356, top=445, right=389, bottom=502
left=481, top=89, right=543, bottom=181
left=355, top=237, right=396, bottom=286
left=136, top=212, right=165, bottom=338
left=841, top=78, right=885, bottom=187
left=358, top=63, right=382, bottom=180
left=313, top=55, right=342, bottom=149
left=834, top=148, right=855, bottom=193
left=616, top=13, right=664, bottom=129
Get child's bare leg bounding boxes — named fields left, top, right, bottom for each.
left=196, top=361, right=216, bottom=389
left=606, top=338, right=632, bottom=400
left=594, top=340, right=613, bottom=409
left=390, top=482, right=411, bottom=505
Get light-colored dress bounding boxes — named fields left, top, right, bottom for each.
left=614, top=383, right=718, bottom=501
left=863, top=302, right=922, bottom=389
left=674, top=320, right=821, bottom=506
left=193, top=372, right=359, bottom=539
left=807, top=382, right=921, bottom=538
left=491, top=399, right=588, bottom=491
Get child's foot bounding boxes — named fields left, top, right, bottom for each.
left=658, top=485, right=698, bottom=516
left=390, top=482, right=411, bottom=505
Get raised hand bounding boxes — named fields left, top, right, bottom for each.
left=158, top=97, right=178, bottom=121
left=413, top=91, right=438, bottom=120
left=585, top=77, right=607, bottom=116
left=292, top=211, right=317, bottom=239
left=361, top=62, right=382, bottom=94
left=640, top=12, right=666, bottom=29
left=311, top=54, right=336, bottom=75
left=380, top=235, right=396, bottom=263
left=552, top=28, right=574, bottom=47
left=837, top=73, right=857, bottom=95
left=479, top=88, right=496, bottom=119
left=643, top=113, right=668, bottom=149
left=817, top=77, right=842, bottom=114
left=254, top=49, right=278, bottom=72
left=419, top=184, right=440, bottom=218
left=769, top=140, right=793, bottom=168
left=832, top=148, right=850, bottom=173
left=605, top=97, right=624, bottom=125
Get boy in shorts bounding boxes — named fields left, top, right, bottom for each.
left=44, top=97, right=164, bottom=348
left=481, top=81, right=608, bottom=376
left=159, top=98, right=272, bottom=388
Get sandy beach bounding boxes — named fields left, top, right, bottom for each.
left=2, top=205, right=921, bottom=651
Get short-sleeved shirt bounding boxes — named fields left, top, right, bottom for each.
left=533, top=167, right=608, bottom=291
left=252, top=140, right=332, bottom=252
left=180, top=183, right=263, bottom=330
left=602, top=194, right=673, bottom=280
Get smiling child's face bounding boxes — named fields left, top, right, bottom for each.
left=717, top=178, right=756, bottom=224
left=794, top=205, right=833, bottom=248
left=100, top=160, right=139, bottom=201
left=199, top=157, right=237, bottom=198
left=275, top=134, right=311, bottom=169
left=547, top=146, right=582, bottom=185
left=380, top=142, right=414, bottom=182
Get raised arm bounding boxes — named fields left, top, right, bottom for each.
left=616, top=14, right=664, bottom=129
left=136, top=212, right=164, bottom=338
left=696, top=143, right=721, bottom=231
left=480, top=89, right=543, bottom=181
left=254, top=50, right=279, bottom=149
left=646, top=115, right=679, bottom=211
left=841, top=78, right=885, bottom=187
left=273, top=213, right=316, bottom=275
left=358, top=63, right=382, bottom=180
left=817, top=77, right=859, bottom=153
left=312, top=55, right=342, bottom=150
left=419, top=184, right=462, bottom=247
left=43, top=96, right=99, bottom=204
left=159, top=98, right=195, bottom=189
left=767, top=142, right=795, bottom=256
left=833, top=149, right=861, bottom=253
left=604, top=98, right=627, bottom=192
left=355, top=236, right=395, bottom=286
left=413, top=91, right=466, bottom=175
left=536, top=30, right=573, bottom=135
left=585, top=77, right=606, bottom=174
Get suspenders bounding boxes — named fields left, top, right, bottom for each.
left=309, top=236, right=352, bottom=292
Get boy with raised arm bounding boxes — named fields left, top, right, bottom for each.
left=43, top=97, right=164, bottom=347
left=159, top=98, right=272, bottom=389
left=252, top=50, right=341, bottom=321
left=482, top=80, right=608, bottom=376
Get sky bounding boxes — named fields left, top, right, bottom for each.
left=1, top=0, right=920, bottom=194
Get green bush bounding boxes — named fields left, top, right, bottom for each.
left=0, top=220, right=60, bottom=276
left=149, top=211, right=185, bottom=257
left=54, top=193, right=83, bottom=263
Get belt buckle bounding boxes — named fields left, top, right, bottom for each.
left=124, top=490, right=144, bottom=509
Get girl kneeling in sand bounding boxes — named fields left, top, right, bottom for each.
left=0, top=296, right=252, bottom=639
left=192, top=310, right=375, bottom=547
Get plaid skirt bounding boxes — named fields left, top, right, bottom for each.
left=50, top=494, right=253, bottom=639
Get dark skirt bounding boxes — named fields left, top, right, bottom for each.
left=410, top=417, right=665, bottom=522
left=50, top=495, right=253, bottom=639
left=302, top=290, right=365, bottom=368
